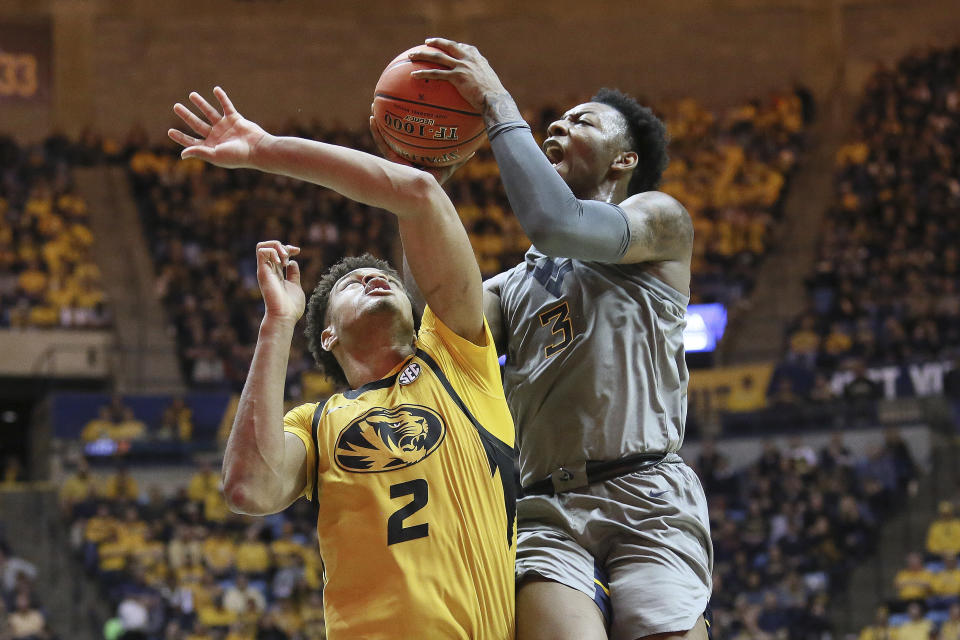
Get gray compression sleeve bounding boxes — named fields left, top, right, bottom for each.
left=487, top=121, right=630, bottom=262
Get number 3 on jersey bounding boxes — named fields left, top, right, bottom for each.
left=388, top=479, right=429, bottom=545
left=538, top=301, right=573, bottom=358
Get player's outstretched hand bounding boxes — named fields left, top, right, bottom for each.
left=368, top=112, right=472, bottom=186
left=169, top=87, right=268, bottom=169
left=408, top=38, right=509, bottom=113
left=255, top=241, right=304, bottom=326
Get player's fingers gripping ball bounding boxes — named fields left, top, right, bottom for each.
left=373, top=45, right=486, bottom=168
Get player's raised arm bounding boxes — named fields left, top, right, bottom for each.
left=222, top=241, right=308, bottom=516
left=408, top=39, right=692, bottom=275
left=169, top=87, right=484, bottom=345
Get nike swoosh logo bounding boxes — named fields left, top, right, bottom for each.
left=325, top=404, right=351, bottom=415
left=649, top=490, right=670, bottom=498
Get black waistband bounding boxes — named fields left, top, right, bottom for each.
left=522, top=452, right=667, bottom=497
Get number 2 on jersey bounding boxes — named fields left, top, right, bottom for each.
left=387, top=479, right=429, bottom=545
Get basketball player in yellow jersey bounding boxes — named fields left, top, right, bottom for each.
left=169, top=87, right=516, bottom=639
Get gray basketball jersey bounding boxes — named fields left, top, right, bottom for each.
left=498, top=247, right=689, bottom=488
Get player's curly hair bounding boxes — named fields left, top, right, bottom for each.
left=592, top=88, right=669, bottom=196
left=304, top=254, right=415, bottom=388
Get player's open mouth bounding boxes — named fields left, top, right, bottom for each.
left=364, top=278, right=392, bottom=295
left=543, top=140, right=564, bottom=166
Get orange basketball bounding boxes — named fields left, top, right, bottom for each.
left=372, top=45, right=486, bottom=168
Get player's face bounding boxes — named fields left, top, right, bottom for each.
left=326, top=267, right=414, bottom=339
left=542, top=102, right=630, bottom=197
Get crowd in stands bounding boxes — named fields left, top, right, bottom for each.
left=0, top=526, right=57, bottom=640
left=59, top=460, right=325, bottom=640
left=857, top=492, right=960, bottom=639
left=659, top=89, right=809, bottom=306
left=777, top=45, right=960, bottom=401
left=0, top=135, right=110, bottom=329
left=120, top=87, right=807, bottom=395
left=695, top=428, right=919, bottom=639
left=126, top=124, right=398, bottom=395
left=61, top=427, right=919, bottom=640
left=80, top=396, right=194, bottom=445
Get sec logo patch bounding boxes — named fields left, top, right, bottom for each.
left=398, top=362, right=421, bottom=385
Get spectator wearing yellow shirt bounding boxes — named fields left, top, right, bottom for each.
left=897, top=602, right=933, bottom=640
left=300, top=590, right=326, bottom=640
left=894, top=552, right=935, bottom=603
left=197, top=586, right=237, bottom=629
left=932, top=554, right=960, bottom=599
left=234, top=526, right=271, bottom=579
left=927, top=501, right=960, bottom=556
left=17, top=259, right=47, bottom=303
left=270, top=522, right=305, bottom=599
left=117, top=506, right=149, bottom=545
left=59, top=459, right=99, bottom=511
left=175, top=557, right=206, bottom=590
left=102, top=466, right=139, bottom=502
left=269, top=522, right=303, bottom=570
left=788, top=315, right=821, bottom=362
left=97, top=529, right=129, bottom=576
left=84, top=503, right=117, bottom=546
left=202, top=527, right=236, bottom=578
left=159, top=397, right=193, bottom=441
left=941, top=603, right=960, bottom=640
left=858, top=606, right=895, bottom=640
left=270, top=597, right=303, bottom=638
left=134, top=528, right=168, bottom=587
left=107, top=408, right=147, bottom=442
left=302, top=545, right=323, bottom=591
left=190, top=570, right=220, bottom=614
left=203, top=485, right=231, bottom=525
left=168, top=525, right=203, bottom=570
left=81, top=407, right=115, bottom=443
left=187, top=461, right=220, bottom=504
left=823, top=322, right=854, bottom=360
left=225, top=621, right=257, bottom=640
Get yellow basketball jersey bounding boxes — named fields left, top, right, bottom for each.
left=284, top=306, right=516, bottom=640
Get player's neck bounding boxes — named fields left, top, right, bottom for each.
left=582, top=177, right=628, bottom=204
left=340, top=339, right=415, bottom=390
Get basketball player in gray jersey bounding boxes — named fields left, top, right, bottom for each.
left=405, top=40, right=713, bottom=640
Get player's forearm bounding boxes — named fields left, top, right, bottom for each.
left=222, top=317, right=296, bottom=515
left=250, top=134, right=439, bottom=220
left=486, top=123, right=630, bottom=261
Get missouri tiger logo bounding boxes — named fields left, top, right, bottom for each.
left=335, top=404, right=446, bottom=473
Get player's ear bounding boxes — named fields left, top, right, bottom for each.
left=321, top=325, right=338, bottom=352
left=612, top=150, right=638, bottom=172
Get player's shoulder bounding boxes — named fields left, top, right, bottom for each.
left=284, top=399, right=330, bottom=426
left=620, top=190, right=690, bottom=224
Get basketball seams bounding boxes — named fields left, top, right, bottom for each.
left=372, top=44, right=486, bottom=167
left=373, top=92, right=482, bottom=118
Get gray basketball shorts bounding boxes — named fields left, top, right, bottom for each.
left=516, top=456, right=713, bottom=639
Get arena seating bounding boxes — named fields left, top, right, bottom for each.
left=776, top=45, right=960, bottom=399
left=658, top=91, right=808, bottom=306
left=697, top=430, right=917, bottom=638
left=126, top=124, right=395, bottom=395
left=122, top=89, right=807, bottom=396
left=60, top=465, right=325, bottom=639
left=0, top=135, right=110, bottom=330
left=855, top=496, right=960, bottom=639
left=0, top=526, right=55, bottom=640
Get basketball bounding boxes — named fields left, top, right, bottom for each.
left=372, top=45, right=486, bottom=168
